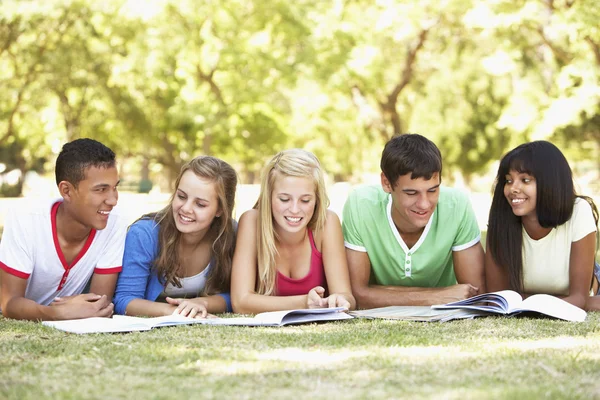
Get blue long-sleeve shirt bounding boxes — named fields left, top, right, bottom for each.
left=113, top=218, right=231, bottom=315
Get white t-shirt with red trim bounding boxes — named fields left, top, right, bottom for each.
left=0, top=198, right=127, bottom=306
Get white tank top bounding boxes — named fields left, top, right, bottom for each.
left=161, top=264, right=210, bottom=298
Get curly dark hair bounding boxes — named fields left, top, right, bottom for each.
left=55, top=138, right=116, bottom=187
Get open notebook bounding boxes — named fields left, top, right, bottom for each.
left=42, top=307, right=353, bottom=334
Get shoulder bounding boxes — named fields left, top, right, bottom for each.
left=325, top=209, right=341, bottom=222
left=127, top=218, right=160, bottom=241
left=238, top=209, right=259, bottom=228
left=437, top=187, right=472, bottom=212
left=6, top=197, right=58, bottom=219
left=573, top=197, right=593, bottom=214
left=2, top=198, right=57, bottom=231
left=235, top=210, right=258, bottom=245
left=344, top=184, right=388, bottom=213
left=323, top=209, right=342, bottom=230
left=571, top=197, right=596, bottom=224
left=439, top=186, right=470, bottom=202
left=347, top=184, right=386, bottom=202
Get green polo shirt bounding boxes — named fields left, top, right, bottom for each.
left=342, top=185, right=481, bottom=287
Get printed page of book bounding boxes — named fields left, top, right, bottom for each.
left=278, top=309, right=353, bottom=325
left=350, top=306, right=487, bottom=322
left=113, top=314, right=214, bottom=328
left=433, top=290, right=524, bottom=314
left=254, top=307, right=349, bottom=325
left=42, top=317, right=152, bottom=334
left=514, top=294, right=587, bottom=322
left=209, top=307, right=351, bottom=326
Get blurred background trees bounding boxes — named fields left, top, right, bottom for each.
left=1, top=0, right=599, bottom=195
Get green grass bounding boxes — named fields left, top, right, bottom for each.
left=2, top=314, right=600, bottom=399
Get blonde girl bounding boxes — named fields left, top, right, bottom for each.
left=231, top=149, right=355, bottom=313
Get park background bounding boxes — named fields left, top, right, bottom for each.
left=1, top=0, right=600, bottom=211
left=1, top=1, right=600, bottom=399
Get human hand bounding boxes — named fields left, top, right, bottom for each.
left=324, top=293, right=351, bottom=310
left=166, top=297, right=213, bottom=319
left=51, top=293, right=114, bottom=319
left=438, top=284, right=479, bottom=304
left=307, top=286, right=328, bottom=308
left=50, top=295, right=77, bottom=305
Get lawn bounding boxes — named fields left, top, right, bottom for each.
left=1, top=313, right=600, bottom=399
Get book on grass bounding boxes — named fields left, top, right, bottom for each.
left=349, top=306, right=492, bottom=322
left=431, top=290, right=587, bottom=322
left=42, top=307, right=352, bottom=334
left=209, top=307, right=352, bottom=327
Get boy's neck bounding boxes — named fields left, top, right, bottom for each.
left=56, top=202, right=92, bottom=244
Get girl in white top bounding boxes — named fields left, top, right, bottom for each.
left=486, top=141, right=600, bottom=310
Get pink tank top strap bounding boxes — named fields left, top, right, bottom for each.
left=307, top=229, right=322, bottom=259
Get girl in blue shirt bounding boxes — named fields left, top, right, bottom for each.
left=114, top=156, right=237, bottom=317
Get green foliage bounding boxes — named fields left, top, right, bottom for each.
left=1, top=0, right=600, bottom=193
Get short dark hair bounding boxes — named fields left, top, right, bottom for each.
left=487, top=141, right=577, bottom=291
left=380, top=133, right=442, bottom=187
left=55, top=138, right=116, bottom=187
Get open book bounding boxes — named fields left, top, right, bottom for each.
left=42, top=307, right=352, bottom=334
left=432, top=290, right=587, bottom=322
left=350, top=306, right=491, bottom=322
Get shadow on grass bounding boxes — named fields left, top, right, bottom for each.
left=2, top=316, right=600, bottom=399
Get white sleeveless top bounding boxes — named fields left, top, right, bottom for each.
left=161, top=264, right=210, bottom=298
left=522, top=198, right=597, bottom=295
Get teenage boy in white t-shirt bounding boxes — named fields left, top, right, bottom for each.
left=342, top=134, right=486, bottom=308
left=0, top=138, right=127, bottom=321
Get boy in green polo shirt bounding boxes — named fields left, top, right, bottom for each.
left=342, top=134, right=485, bottom=308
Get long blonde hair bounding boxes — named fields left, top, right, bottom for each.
left=140, top=156, right=237, bottom=295
left=255, top=149, right=329, bottom=295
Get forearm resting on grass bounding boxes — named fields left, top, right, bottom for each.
left=353, top=284, right=479, bottom=309
left=347, top=247, right=481, bottom=309
left=88, top=273, right=119, bottom=301
left=1, top=272, right=113, bottom=321
left=556, top=293, right=589, bottom=310
left=2, top=294, right=113, bottom=321
left=561, top=232, right=597, bottom=310
left=232, top=292, right=312, bottom=314
left=124, top=295, right=226, bottom=317
left=168, top=295, right=227, bottom=314
left=586, top=295, right=600, bottom=311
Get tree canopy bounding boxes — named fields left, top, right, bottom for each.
left=1, top=0, right=599, bottom=194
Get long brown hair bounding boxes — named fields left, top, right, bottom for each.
left=140, top=156, right=237, bottom=295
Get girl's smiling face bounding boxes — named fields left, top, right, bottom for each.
left=172, top=170, right=220, bottom=238
left=271, top=174, right=316, bottom=234
left=503, top=169, right=537, bottom=219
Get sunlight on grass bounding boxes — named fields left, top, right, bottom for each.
left=257, top=347, right=371, bottom=363
left=500, top=336, right=593, bottom=351
left=2, top=316, right=600, bottom=399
